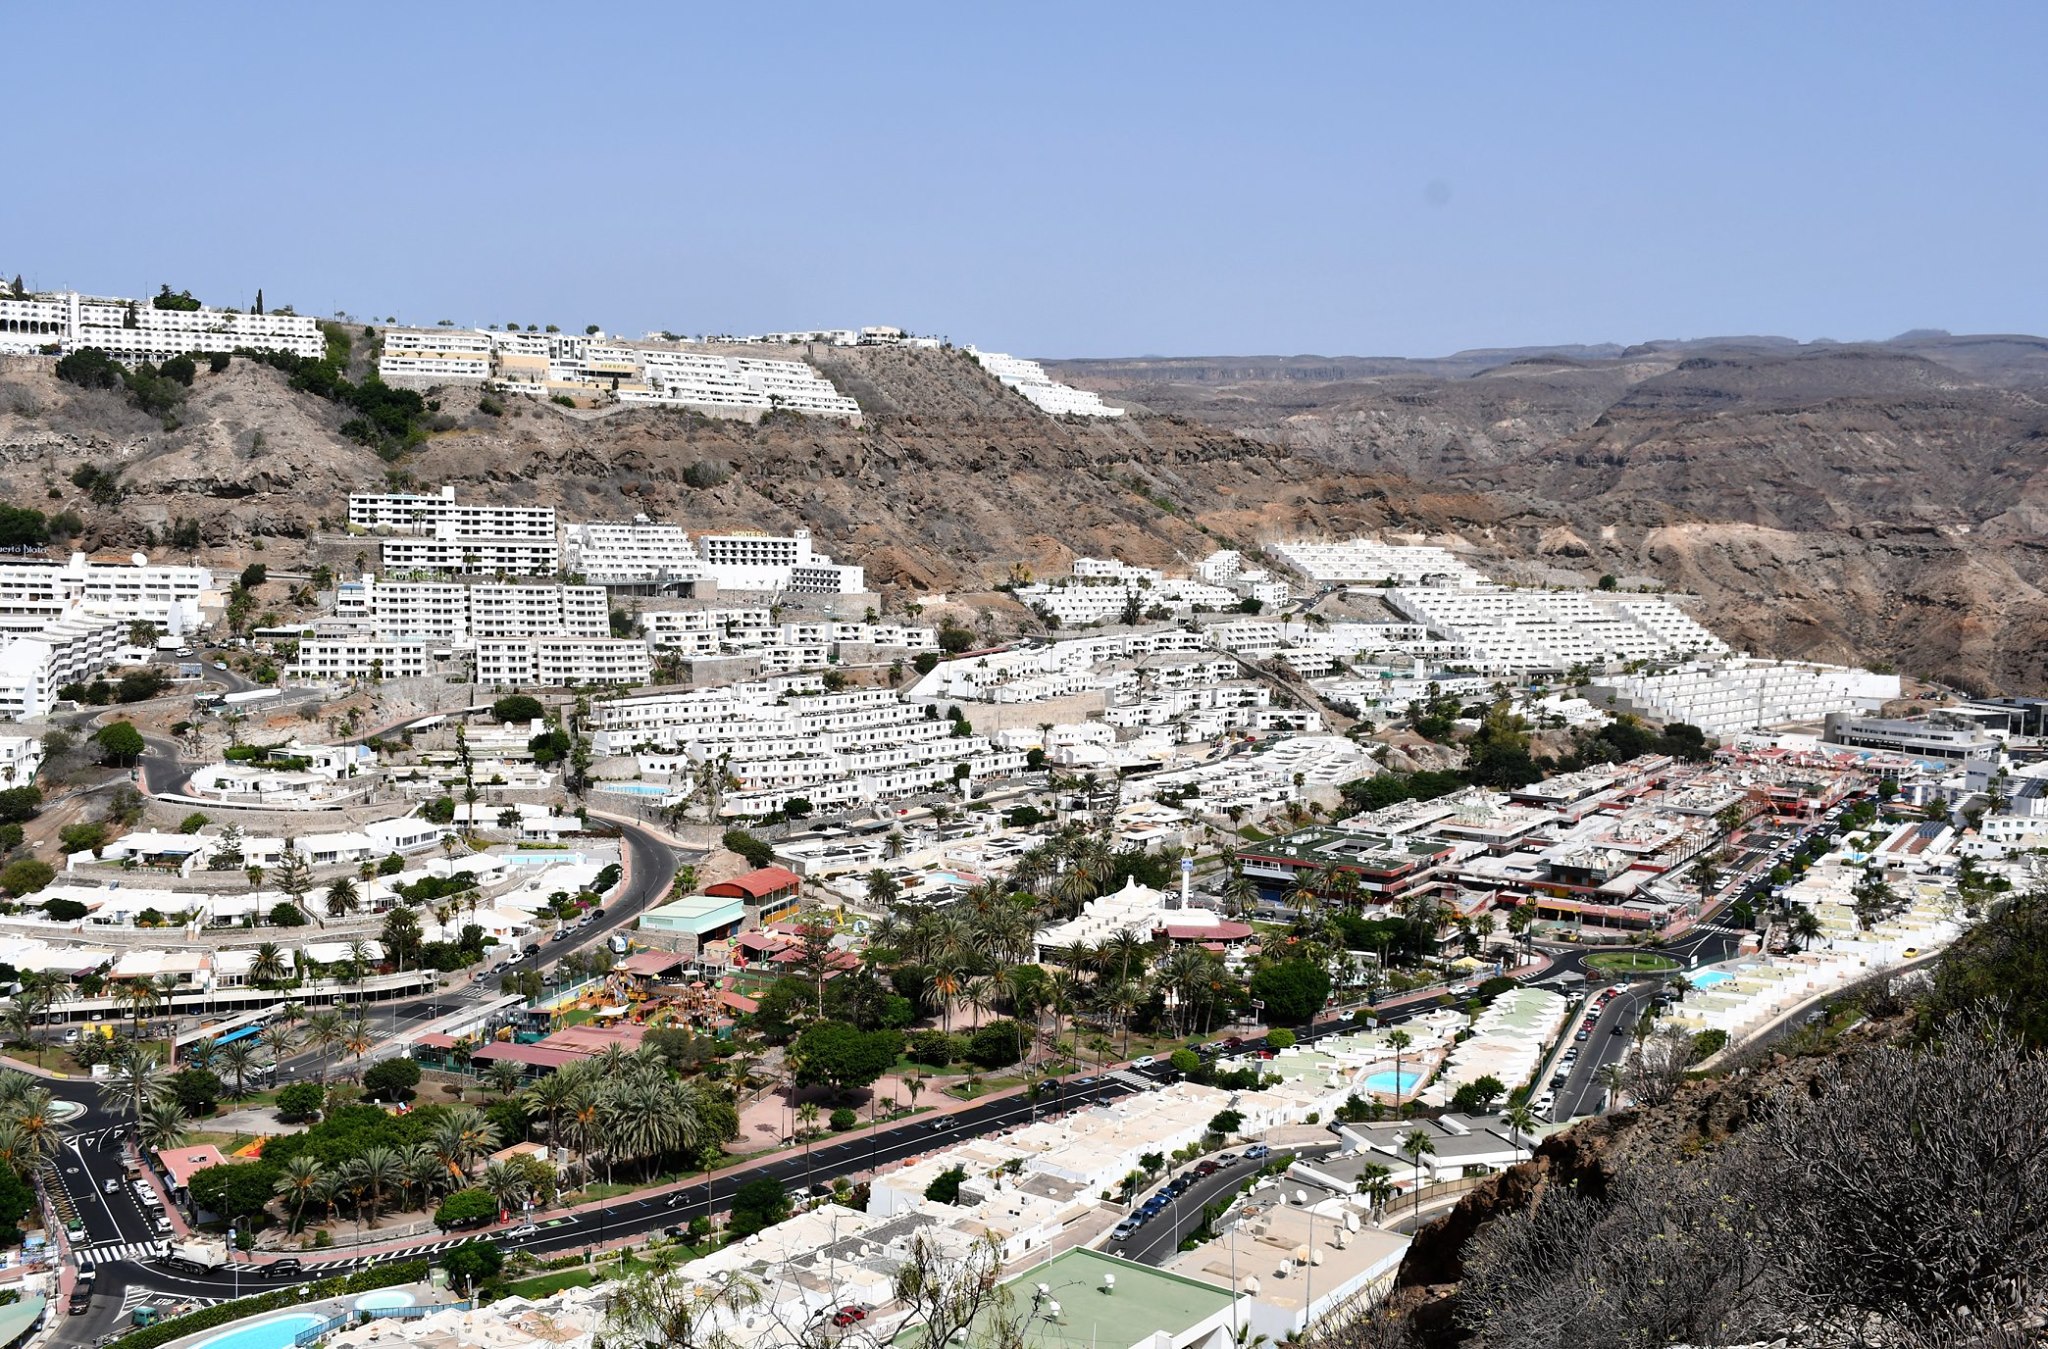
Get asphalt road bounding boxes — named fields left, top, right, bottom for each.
left=1549, top=984, right=1657, bottom=1122
left=1117, top=1143, right=1340, bottom=1266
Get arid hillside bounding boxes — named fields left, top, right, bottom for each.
left=1054, top=335, right=2048, bottom=695
left=3, top=330, right=2046, bottom=693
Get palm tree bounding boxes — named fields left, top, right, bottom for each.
left=1385, top=1030, right=1413, bottom=1107
left=353, top=1147, right=403, bottom=1227
left=218, top=1041, right=260, bottom=1101
left=1355, top=1162, right=1396, bottom=1219
left=258, top=1020, right=301, bottom=1066
left=1788, top=906, right=1823, bottom=952
left=250, top=942, right=290, bottom=988
left=119, top=980, right=162, bottom=1038
left=487, top=1060, right=524, bottom=1100
left=342, top=1014, right=375, bottom=1075
left=326, top=877, right=361, bottom=919
left=400, top=1144, right=444, bottom=1212
left=304, top=1010, right=346, bottom=1081
left=98, top=1044, right=168, bottom=1129
left=138, top=1095, right=188, bottom=1153
left=10, top=1087, right=63, bottom=1166
left=1, top=998, right=41, bottom=1066
left=523, top=1073, right=576, bottom=1148
left=184, top=1035, right=221, bottom=1074
left=1596, top=1063, right=1627, bottom=1113
left=923, top=962, right=963, bottom=1033
left=1499, top=1103, right=1537, bottom=1165
left=275, top=1156, right=326, bottom=1232
left=481, top=1159, right=531, bottom=1214
left=1399, top=1128, right=1437, bottom=1218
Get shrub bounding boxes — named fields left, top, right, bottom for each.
left=923, top=1165, right=968, bottom=1205
left=1265, top=1028, right=1297, bottom=1051
left=0, top=859, right=54, bottom=898
left=43, top=898, right=89, bottom=922
left=54, top=348, right=125, bottom=391
left=178, top=812, right=210, bottom=833
left=907, top=1030, right=957, bottom=1066
left=441, top=1240, right=502, bottom=1285
left=275, top=1082, right=325, bottom=1122
left=965, top=1020, right=1025, bottom=1069
left=492, top=694, right=544, bottom=724
left=434, top=1188, right=496, bottom=1230
left=682, top=459, right=730, bottom=489
left=58, top=822, right=107, bottom=854
left=363, top=1057, right=422, bottom=1101
left=1208, top=1109, right=1244, bottom=1136
left=830, top=1107, right=858, bottom=1132
left=728, top=1176, right=789, bottom=1237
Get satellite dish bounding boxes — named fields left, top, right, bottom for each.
left=1046, top=1300, right=1062, bottom=1320
left=1102, top=1274, right=1115, bottom=1293
left=1311, top=1248, right=1324, bottom=1266
left=131, top=552, right=148, bottom=567
left=1243, top=1277, right=1261, bottom=1296
left=1294, top=1189, right=1308, bottom=1205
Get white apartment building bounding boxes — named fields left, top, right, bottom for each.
left=0, top=732, right=45, bottom=785
left=0, top=553, right=210, bottom=635
left=288, top=636, right=435, bottom=682
left=562, top=519, right=707, bottom=587
left=347, top=486, right=557, bottom=538
left=695, top=529, right=865, bottom=594
left=1266, top=537, right=1485, bottom=586
left=0, top=289, right=323, bottom=361
left=1017, top=575, right=1237, bottom=626
left=1388, top=586, right=1730, bottom=675
left=330, top=578, right=606, bottom=642
left=1593, top=660, right=1901, bottom=736
left=475, top=638, right=651, bottom=689
left=610, top=684, right=1028, bottom=815
left=730, top=357, right=863, bottom=417
left=0, top=614, right=124, bottom=719
left=375, top=328, right=494, bottom=386
left=380, top=531, right=560, bottom=578
left=375, top=329, right=863, bottom=418
left=968, top=348, right=1125, bottom=417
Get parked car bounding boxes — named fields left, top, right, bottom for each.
left=1133, top=1055, right=1155, bottom=1068
left=1245, top=1144, right=1271, bottom=1161
left=830, top=1307, right=866, bottom=1328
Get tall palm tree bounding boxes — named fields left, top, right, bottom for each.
left=1, top=998, right=41, bottom=1066
left=1499, top=1103, right=1538, bottom=1165
left=923, top=962, right=963, bottom=1033
left=218, top=1041, right=260, bottom=1101
left=1386, top=1030, right=1413, bottom=1107
left=10, top=1086, right=63, bottom=1166
left=342, top=1014, right=375, bottom=1075
left=258, top=1021, right=302, bottom=1067
left=183, top=1036, right=221, bottom=1074
left=275, top=1155, right=326, bottom=1232
left=120, top=980, right=162, bottom=1038
left=523, top=1073, right=576, bottom=1149
left=304, top=1010, right=346, bottom=1082
left=399, top=1144, right=445, bottom=1212
left=353, top=1147, right=403, bottom=1227
left=98, top=1044, right=167, bottom=1129
left=138, top=1095, right=188, bottom=1153
left=481, top=1159, right=531, bottom=1214
left=1399, top=1128, right=1437, bottom=1218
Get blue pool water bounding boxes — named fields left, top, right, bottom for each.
left=1365, top=1070, right=1421, bottom=1094
left=506, top=852, right=586, bottom=866
left=355, top=1290, right=415, bottom=1312
left=191, top=1313, right=325, bottom=1349
left=598, top=783, right=669, bottom=797
left=1690, top=971, right=1734, bottom=989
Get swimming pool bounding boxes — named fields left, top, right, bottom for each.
left=1365, top=1070, right=1421, bottom=1094
left=598, top=783, right=669, bottom=798
left=355, top=1290, right=416, bottom=1312
left=1690, top=971, right=1734, bottom=989
left=190, top=1312, right=325, bottom=1349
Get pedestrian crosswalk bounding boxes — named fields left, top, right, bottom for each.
left=116, top=1285, right=227, bottom=1314
left=80, top=1239, right=164, bottom=1264
left=1108, top=1069, right=1154, bottom=1090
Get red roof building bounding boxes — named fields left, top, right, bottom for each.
left=706, top=867, right=802, bottom=902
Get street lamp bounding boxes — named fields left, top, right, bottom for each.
left=228, top=1225, right=238, bottom=1301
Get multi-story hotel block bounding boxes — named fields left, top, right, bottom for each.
left=330, top=577, right=608, bottom=642
left=347, top=486, right=557, bottom=538
left=0, top=612, right=124, bottom=719
left=375, top=329, right=862, bottom=420
left=969, top=349, right=1125, bottom=417
left=379, top=530, right=561, bottom=578
left=0, top=553, right=210, bottom=636
left=0, top=289, right=323, bottom=361
left=562, top=519, right=709, bottom=589
left=475, top=638, right=652, bottom=689
left=695, top=530, right=864, bottom=594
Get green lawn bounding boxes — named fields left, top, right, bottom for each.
left=503, top=1269, right=595, bottom=1299
left=1583, top=951, right=1680, bottom=974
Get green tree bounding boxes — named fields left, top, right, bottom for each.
left=728, top=1176, right=789, bottom=1237
left=1249, top=960, right=1332, bottom=1025
left=92, top=720, right=145, bottom=764
left=788, top=1021, right=902, bottom=1095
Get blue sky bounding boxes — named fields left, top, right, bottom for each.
left=6, top=4, right=2043, bottom=357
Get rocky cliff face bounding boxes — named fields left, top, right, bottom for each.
left=4, top=329, right=2044, bottom=693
